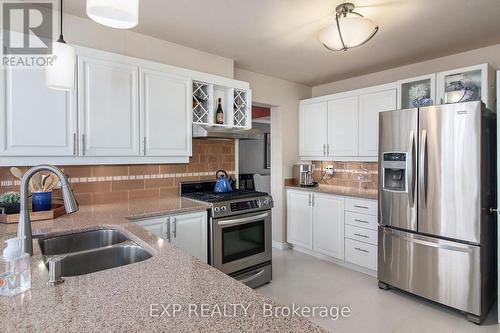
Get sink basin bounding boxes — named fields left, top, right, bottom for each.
left=55, top=244, right=152, bottom=277
left=39, top=229, right=129, bottom=256
left=39, top=228, right=153, bottom=277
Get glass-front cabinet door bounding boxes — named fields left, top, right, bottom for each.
left=397, top=74, right=436, bottom=109
left=436, top=64, right=492, bottom=108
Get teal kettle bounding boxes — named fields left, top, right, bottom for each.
left=214, top=170, right=233, bottom=193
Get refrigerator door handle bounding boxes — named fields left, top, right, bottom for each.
left=408, top=130, right=415, bottom=207
left=419, top=130, right=428, bottom=206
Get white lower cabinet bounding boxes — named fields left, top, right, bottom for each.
left=345, top=239, right=377, bottom=271
left=287, top=189, right=313, bottom=249
left=313, top=193, right=344, bottom=259
left=287, top=189, right=378, bottom=274
left=133, top=210, right=208, bottom=263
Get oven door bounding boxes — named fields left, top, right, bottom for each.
left=213, top=210, right=272, bottom=274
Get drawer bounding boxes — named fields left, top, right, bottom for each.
left=345, top=238, right=377, bottom=271
left=345, top=225, right=378, bottom=245
left=345, top=211, right=377, bottom=231
left=345, top=198, right=377, bottom=216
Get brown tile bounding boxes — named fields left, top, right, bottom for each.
left=0, top=186, right=21, bottom=195
left=144, top=178, right=174, bottom=189
left=129, top=164, right=160, bottom=176
left=93, top=165, right=129, bottom=177
left=0, top=167, right=17, bottom=181
left=74, top=193, right=92, bottom=205
left=160, top=164, right=187, bottom=174
left=173, top=176, right=199, bottom=183
left=187, top=163, right=207, bottom=173
left=61, top=166, right=93, bottom=178
left=111, top=179, right=145, bottom=191
left=71, top=182, right=111, bottom=194
left=222, top=155, right=235, bottom=163
left=129, top=188, right=160, bottom=200
left=93, top=191, right=128, bottom=205
left=160, top=187, right=178, bottom=197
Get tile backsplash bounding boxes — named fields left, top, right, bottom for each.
left=0, top=139, right=235, bottom=205
left=312, top=161, right=378, bottom=190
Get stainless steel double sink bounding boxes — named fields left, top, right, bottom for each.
left=38, top=229, right=152, bottom=277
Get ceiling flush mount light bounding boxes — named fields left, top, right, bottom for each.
left=319, top=2, right=379, bottom=51
left=86, top=0, right=139, bottom=29
left=47, top=0, right=75, bottom=91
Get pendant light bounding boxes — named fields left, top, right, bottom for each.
left=46, top=0, right=75, bottom=91
left=319, top=2, right=379, bottom=51
left=86, top=0, right=139, bottom=29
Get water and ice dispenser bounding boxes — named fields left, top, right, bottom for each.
left=382, top=153, right=408, bottom=192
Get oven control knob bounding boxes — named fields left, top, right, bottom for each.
left=214, top=207, right=220, bottom=213
left=263, top=199, right=270, bottom=205
left=221, top=206, right=227, bottom=212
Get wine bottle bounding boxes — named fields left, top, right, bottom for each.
left=216, top=98, right=224, bottom=124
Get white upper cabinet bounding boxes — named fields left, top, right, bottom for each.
left=78, top=55, right=140, bottom=156
left=299, top=102, right=328, bottom=157
left=141, top=67, right=192, bottom=157
left=313, top=192, right=345, bottom=260
left=436, top=63, right=495, bottom=110
left=327, top=97, right=358, bottom=156
left=397, top=74, right=436, bottom=109
left=0, top=67, right=77, bottom=156
left=358, top=88, right=397, bottom=156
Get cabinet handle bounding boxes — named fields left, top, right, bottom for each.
left=73, top=133, right=77, bottom=155
left=327, top=144, right=330, bottom=156
left=354, top=219, right=370, bottom=224
left=166, top=218, right=171, bottom=242
left=311, top=194, right=315, bottom=207
left=172, top=217, right=177, bottom=238
left=354, top=233, right=369, bottom=239
left=354, top=247, right=369, bottom=253
left=81, top=134, right=86, bottom=156
left=354, top=205, right=369, bottom=209
left=323, top=144, right=326, bottom=156
left=143, top=137, right=146, bottom=156
left=308, top=193, right=311, bottom=206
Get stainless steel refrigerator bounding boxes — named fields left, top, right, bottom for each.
left=377, top=101, right=496, bottom=324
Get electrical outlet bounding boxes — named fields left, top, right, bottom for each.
left=325, top=165, right=334, bottom=176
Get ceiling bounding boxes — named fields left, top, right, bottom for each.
left=64, top=0, right=500, bottom=86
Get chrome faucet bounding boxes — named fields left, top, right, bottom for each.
left=18, top=165, right=79, bottom=255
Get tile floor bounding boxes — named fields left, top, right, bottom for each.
left=257, top=249, right=500, bottom=333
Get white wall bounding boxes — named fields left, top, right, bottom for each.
left=64, top=14, right=234, bottom=78
left=313, top=43, right=500, bottom=97
left=234, top=68, right=312, bottom=244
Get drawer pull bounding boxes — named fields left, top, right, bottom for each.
left=354, top=219, right=370, bottom=224
left=354, top=247, right=369, bottom=253
left=354, top=233, right=369, bottom=238
left=354, top=205, right=369, bottom=209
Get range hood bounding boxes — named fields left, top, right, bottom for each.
left=192, top=124, right=263, bottom=140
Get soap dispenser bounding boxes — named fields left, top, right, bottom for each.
left=0, top=237, right=31, bottom=297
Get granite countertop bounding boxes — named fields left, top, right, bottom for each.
left=0, top=195, right=325, bottom=332
left=286, top=184, right=378, bottom=200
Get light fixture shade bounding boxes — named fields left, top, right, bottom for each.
left=46, top=41, right=76, bottom=91
left=87, top=0, right=139, bottom=29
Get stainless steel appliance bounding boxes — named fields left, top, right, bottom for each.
left=181, top=181, right=273, bottom=288
left=378, top=101, right=496, bottom=324
left=192, top=124, right=264, bottom=140
left=293, top=161, right=317, bottom=187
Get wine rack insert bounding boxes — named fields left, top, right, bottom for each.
left=192, top=81, right=251, bottom=128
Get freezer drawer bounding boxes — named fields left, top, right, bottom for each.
left=378, top=227, right=481, bottom=316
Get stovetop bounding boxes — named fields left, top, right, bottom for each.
left=180, top=181, right=273, bottom=218
left=182, top=189, right=268, bottom=203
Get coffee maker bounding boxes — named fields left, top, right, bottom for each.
left=293, top=162, right=317, bottom=187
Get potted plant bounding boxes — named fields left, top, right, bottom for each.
left=0, top=192, right=21, bottom=214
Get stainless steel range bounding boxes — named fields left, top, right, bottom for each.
left=180, top=181, right=273, bottom=288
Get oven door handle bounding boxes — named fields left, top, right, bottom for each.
left=237, top=269, right=265, bottom=284
left=217, top=212, right=269, bottom=226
